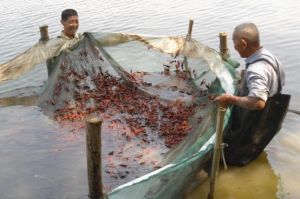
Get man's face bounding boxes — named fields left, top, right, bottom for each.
left=61, top=15, right=79, bottom=38
left=232, top=31, right=247, bottom=58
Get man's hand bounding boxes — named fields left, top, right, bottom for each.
left=214, top=94, right=235, bottom=108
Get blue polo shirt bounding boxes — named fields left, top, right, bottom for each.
left=242, top=47, right=285, bottom=101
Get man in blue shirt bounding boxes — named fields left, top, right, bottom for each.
left=216, top=23, right=288, bottom=165
left=217, top=23, right=285, bottom=109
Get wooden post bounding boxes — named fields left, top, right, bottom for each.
left=207, top=106, right=227, bottom=199
left=186, top=19, right=194, bottom=40
left=39, top=25, right=49, bottom=42
left=219, top=32, right=229, bottom=60
left=86, top=118, right=103, bottom=199
left=39, top=25, right=52, bottom=78
left=184, top=19, right=194, bottom=76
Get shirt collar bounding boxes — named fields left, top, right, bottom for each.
left=245, top=47, right=264, bottom=65
left=60, top=31, right=80, bottom=40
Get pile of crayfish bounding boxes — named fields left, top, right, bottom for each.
left=52, top=67, right=198, bottom=147
left=44, top=48, right=208, bottom=187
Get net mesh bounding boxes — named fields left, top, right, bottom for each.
left=0, top=32, right=237, bottom=198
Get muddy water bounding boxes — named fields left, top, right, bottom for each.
left=186, top=153, right=278, bottom=199
left=1, top=0, right=300, bottom=198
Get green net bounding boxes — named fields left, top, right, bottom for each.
left=0, top=32, right=237, bottom=199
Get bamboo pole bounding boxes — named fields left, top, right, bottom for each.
left=183, top=19, right=194, bottom=76
left=39, top=25, right=53, bottom=77
left=86, top=118, right=103, bottom=199
left=186, top=19, right=194, bottom=40
left=219, top=32, right=229, bottom=60
left=207, top=106, right=227, bottom=199
left=39, top=25, right=49, bottom=42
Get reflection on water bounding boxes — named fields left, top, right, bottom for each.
left=0, top=95, right=38, bottom=107
left=0, top=106, right=88, bottom=199
left=266, top=112, right=300, bottom=199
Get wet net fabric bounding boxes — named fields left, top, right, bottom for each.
left=0, top=36, right=83, bottom=82
left=0, top=32, right=236, bottom=199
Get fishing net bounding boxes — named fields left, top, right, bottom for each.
left=0, top=32, right=237, bottom=199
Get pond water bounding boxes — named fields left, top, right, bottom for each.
left=0, top=0, right=300, bottom=198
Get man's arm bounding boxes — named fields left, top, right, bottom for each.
left=215, top=94, right=266, bottom=110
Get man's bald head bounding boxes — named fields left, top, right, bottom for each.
left=233, top=23, right=260, bottom=46
left=232, top=23, right=261, bottom=58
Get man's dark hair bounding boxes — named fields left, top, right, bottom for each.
left=61, top=9, right=78, bottom=21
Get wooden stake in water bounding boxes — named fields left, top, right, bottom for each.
left=39, top=25, right=53, bottom=77
left=208, top=106, right=227, bottom=199
left=186, top=19, right=194, bottom=40
left=219, top=32, right=229, bottom=60
left=39, top=25, right=49, bottom=42
left=183, top=19, right=194, bottom=75
left=86, top=118, right=103, bottom=199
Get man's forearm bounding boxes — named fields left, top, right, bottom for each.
left=230, top=95, right=266, bottom=110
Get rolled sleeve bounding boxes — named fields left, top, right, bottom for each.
left=246, top=71, right=269, bottom=102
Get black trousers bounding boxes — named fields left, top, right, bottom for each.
left=223, top=94, right=290, bottom=166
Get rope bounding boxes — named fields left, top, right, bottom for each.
left=221, top=143, right=228, bottom=170
left=288, top=109, right=300, bottom=115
